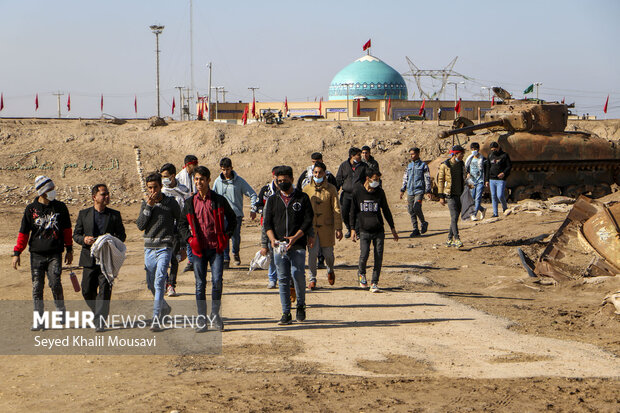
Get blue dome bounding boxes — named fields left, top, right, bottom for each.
left=329, top=55, right=408, bottom=101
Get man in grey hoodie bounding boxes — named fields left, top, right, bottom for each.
left=136, top=173, right=181, bottom=331
left=212, top=157, right=258, bottom=267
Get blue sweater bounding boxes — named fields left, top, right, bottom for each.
left=212, top=171, right=258, bottom=217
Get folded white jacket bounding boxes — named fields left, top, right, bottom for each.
left=90, top=234, right=127, bottom=285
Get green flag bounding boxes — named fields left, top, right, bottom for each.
left=523, top=84, right=534, bottom=94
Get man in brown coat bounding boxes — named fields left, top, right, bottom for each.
left=303, top=161, right=343, bottom=289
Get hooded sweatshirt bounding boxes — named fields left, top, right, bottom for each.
left=14, top=197, right=73, bottom=256
left=212, top=171, right=258, bottom=217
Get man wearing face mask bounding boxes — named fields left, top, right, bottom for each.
left=176, top=155, right=198, bottom=273
left=160, top=163, right=190, bottom=297
left=302, top=161, right=343, bottom=289
left=437, top=145, right=467, bottom=248
left=464, top=143, right=488, bottom=221
left=350, top=168, right=398, bottom=293
left=12, top=175, right=73, bottom=330
left=336, top=147, right=367, bottom=239
left=296, top=152, right=338, bottom=190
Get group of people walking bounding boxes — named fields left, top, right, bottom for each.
left=12, top=142, right=511, bottom=331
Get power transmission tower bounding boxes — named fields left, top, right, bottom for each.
left=402, top=56, right=469, bottom=100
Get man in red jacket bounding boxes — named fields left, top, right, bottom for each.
left=178, top=166, right=237, bottom=332
left=12, top=176, right=73, bottom=330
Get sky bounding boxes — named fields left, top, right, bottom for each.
left=1, top=0, right=619, bottom=119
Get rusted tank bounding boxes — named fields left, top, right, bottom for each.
left=436, top=87, right=620, bottom=200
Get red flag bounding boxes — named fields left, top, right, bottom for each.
left=100, top=94, right=104, bottom=112
left=198, top=98, right=204, bottom=120
left=35, top=94, right=39, bottom=111
left=561, top=97, right=565, bottom=104
left=251, top=97, right=256, bottom=117
left=284, top=96, right=288, bottom=113
left=318, top=97, right=322, bottom=114
left=356, top=99, right=361, bottom=116
left=0, top=93, right=4, bottom=111
left=242, top=105, right=248, bottom=125
left=418, top=98, right=425, bottom=116
left=455, top=98, right=461, bottom=114
left=134, top=96, right=137, bottom=114
left=387, top=97, right=392, bottom=117
left=491, top=96, right=495, bottom=107
left=67, top=94, right=71, bottom=112
left=363, top=39, right=371, bottom=51
left=172, top=97, right=176, bottom=115
left=604, top=95, right=609, bottom=114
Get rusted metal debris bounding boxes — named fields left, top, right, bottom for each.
left=518, top=192, right=620, bottom=282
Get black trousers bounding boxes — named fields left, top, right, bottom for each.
left=81, top=266, right=112, bottom=327
left=358, top=231, right=385, bottom=284
left=447, top=196, right=462, bottom=239
left=341, top=193, right=353, bottom=231
left=31, top=252, right=65, bottom=314
left=167, top=236, right=181, bottom=287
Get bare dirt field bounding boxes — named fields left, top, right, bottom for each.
left=0, top=118, right=618, bottom=412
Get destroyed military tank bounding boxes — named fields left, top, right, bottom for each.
left=436, top=87, right=620, bottom=201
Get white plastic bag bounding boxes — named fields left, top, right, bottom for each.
left=248, top=250, right=271, bottom=273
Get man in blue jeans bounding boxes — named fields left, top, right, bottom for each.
left=263, top=166, right=314, bottom=325
left=136, top=173, right=181, bottom=331
left=465, top=142, right=488, bottom=221
left=487, top=141, right=512, bottom=217
left=179, top=166, right=237, bottom=332
left=255, top=167, right=280, bottom=288
left=212, top=157, right=258, bottom=268
left=400, top=147, right=431, bottom=237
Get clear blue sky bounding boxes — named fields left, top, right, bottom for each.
left=1, top=0, right=618, bottom=118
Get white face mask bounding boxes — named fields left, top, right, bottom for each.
left=313, top=176, right=324, bottom=184
left=472, top=150, right=479, bottom=156
left=369, top=180, right=380, bottom=188
left=46, top=189, right=57, bottom=201
left=162, top=177, right=172, bottom=187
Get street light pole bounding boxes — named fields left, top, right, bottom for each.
left=534, top=82, right=543, bottom=100
left=206, top=62, right=212, bottom=121
left=150, top=24, right=165, bottom=118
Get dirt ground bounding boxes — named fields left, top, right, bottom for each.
left=0, top=118, right=618, bottom=412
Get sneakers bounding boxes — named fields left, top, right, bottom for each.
left=491, top=214, right=499, bottom=218
left=452, top=238, right=463, bottom=248
left=150, top=321, right=163, bottom=332
left=344, top=230, right=351, bottom=239
left=210, top=314, right=224, bottom=331
left=358, top=274, right=368, bottom=288
left=370, top=283, right=382, bottom=293
left=233, top=254, right=241, bottom=266
left=308, top=280, right=317, bottom=290
left=160, top=304, right=172, bottom=318
left=290, top=286, right=296, bottom=302
left=327, top=271, right=335, bottom=285
left=166, top=284, right=178, bottom=297
left=471, top=215, right=478, bottom=221
left=420, top=221, right=429, bottom=234
left=267, top=280, right=277, bottom=289
left=278, top=313, right=293, bottom=325
left=195, top=325, right=208, bottom=333
left=296, top=306, right=306, bottom=322
left=183, top=263, right=193, bottom=273
left=479, top=207, right=487, bottom=220
left=95, top=326, right=105, bottom=333
left=410, top=229, right=421, bottom=238
left=445, top=238, right=454, bottom=247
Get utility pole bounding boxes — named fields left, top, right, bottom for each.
left=448, top=81, right=464, bottom=119
left=211, top=86, right=222, bottom=120
left=206, top=62, right=212, bottom=121
left=183, top=87, right=192, bottom=119
left=534, top=82, right=543, bottom=100
left=189, top=0, right=195, bottom=120
left=150, top=24, right=165, bottom=118
left=53, top=91, right=64, bottom=118
left=175, top=86, right=184, bottom=120
left=221, top=88, right=228, bottom=103
left=248, top=87, right=259, bottom=118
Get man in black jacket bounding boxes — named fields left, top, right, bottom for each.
left=486, top=141, right=512, bottom=217
left=73, top=184, right=126, bottom=332
left=350, top=168, right=398, bottom=293
left=263, top=166, right=314, bottom=325
left=178, top=166, right=237, bottom=332
left=336, top=147, right=367, bottom=239
left=361, top=146, right=380, bottom=171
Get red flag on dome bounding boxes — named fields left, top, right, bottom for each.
left=455, top=98, right=461, bottom=114
left=67, top=94, right=71, bottom=112
left=35, top=94, right=39, bottom=111
left=172, top=97, right=176, bottom=115
left=387, top=97, right=391, bottom=117
left=604, top=95, right=609, bottom=114
left=418, top=98, right=425, bottom=116
left=100, top=94, right=104, bottom=112
left=363, top=39, right=371, bottom=51
left=356, top=99, right=361, bottom=116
